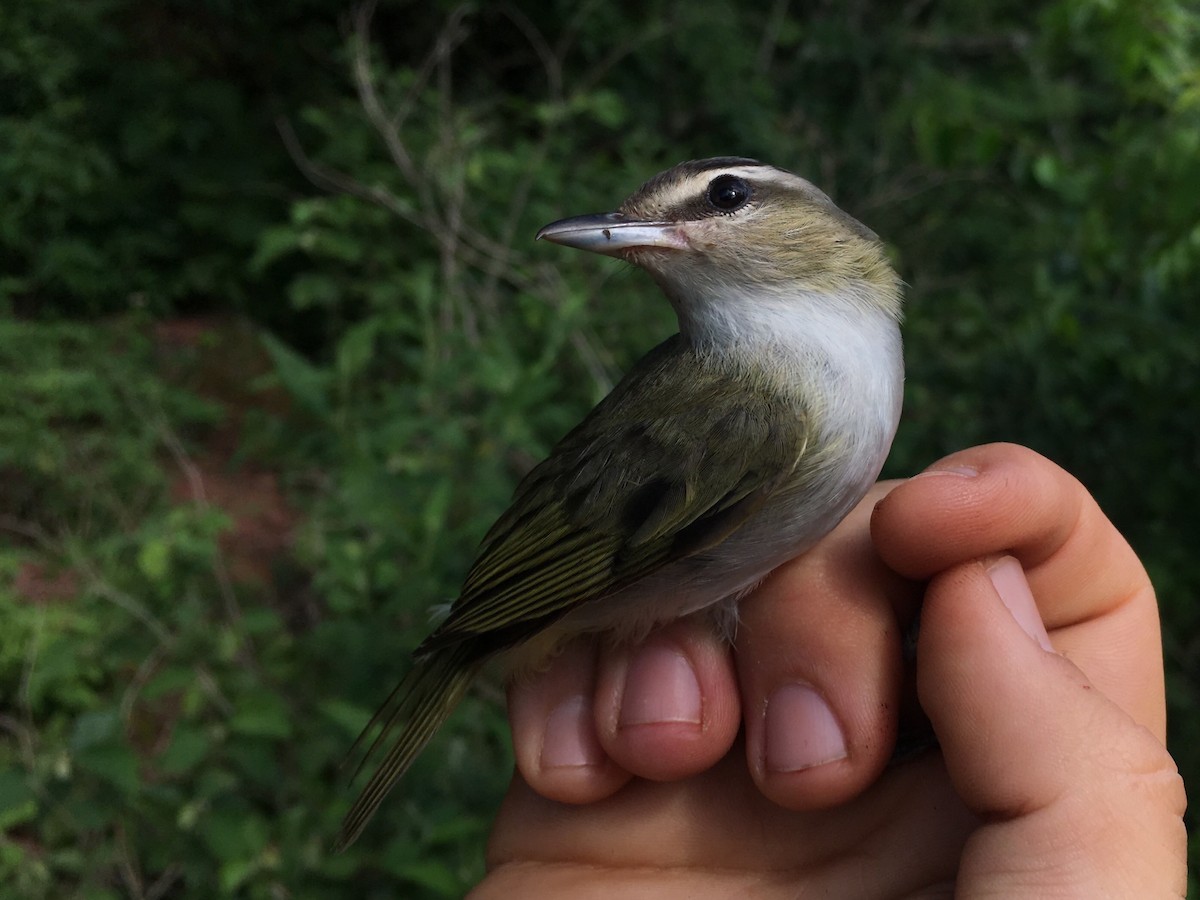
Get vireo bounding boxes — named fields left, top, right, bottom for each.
left=337, top=157, right=904, bottom=847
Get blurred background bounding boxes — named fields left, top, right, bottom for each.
left=2, top=0, right=1197, bottom=895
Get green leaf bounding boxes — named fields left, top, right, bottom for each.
left=70, top=710, right=119, bottom=751
left=385, top=858, right=462, bottom=895
left=318, top=699, right=371, bottom=737
left=249, top=224, right=302, bottom=273
left=200, top=804, right=268, bottom=866
left=137, top=538, right=172, bottom=581
left=586, top=89, right=627, bottom=128
left=157, top=725, right=212, bottom=775
left=335, top=318, right=379, bottom=382
left=0, top=770, right=36, bottom=830
left=74, top=743, right=140, bottom=794
left=260, top=331, right=331, bottom=417
left=142, top=665, right=201, bottom=700
left=228, top=690, right=292, bottom=739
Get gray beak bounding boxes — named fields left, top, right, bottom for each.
left=536, top=213, right=688, bottom=256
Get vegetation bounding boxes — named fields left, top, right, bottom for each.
left=2, top=0, right=1197, bottom=895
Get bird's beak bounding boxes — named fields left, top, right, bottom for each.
left=536, top=213, right=688, bottom=256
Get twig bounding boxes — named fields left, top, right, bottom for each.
left=0, top=715, right=35, bottom=768
left=119, top=642, right=170, bottom=731
left=276, top=116, right=429, bottom=231
left=17, top=605, right=46, bottom=760
left=85, top=570, right=174, bottom=645
left=0, top=513, right=52, bottom=545
left=502, top=4, right=564, bottom=100
left=277, top=113, right=542, bottom=295
left=157, top=423, right=243, bottom=625
left=350, top=1, right=472, bottom=222
left=756, top=0, right=791, bottom=74
left=145, top=864, right=184, bottom=900
left=3, top=506, right=175, bottom=645
left=115, top=822, right=145, bottom=900
left=577, top=22, right=669, bottom=96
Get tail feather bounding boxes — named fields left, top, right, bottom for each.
left=335, top=645, right=481, bottom=850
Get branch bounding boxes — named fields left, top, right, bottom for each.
left=276, top=115, right=429, bottom=231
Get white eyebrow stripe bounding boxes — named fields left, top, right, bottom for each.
left=723, top=166, right=796, bottom=184
left=644, top=179, right=703, bottom=212
left=649, top=166, right=819, bottom=212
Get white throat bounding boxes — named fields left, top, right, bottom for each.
left=681, top=281, right=905, bottom=458
left=696, top=282, right=902, bottom=415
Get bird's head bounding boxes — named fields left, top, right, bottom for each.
left=537, top=158, right=902, bottom=339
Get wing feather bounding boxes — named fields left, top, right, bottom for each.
left=417, top=335, right=810, bottom=655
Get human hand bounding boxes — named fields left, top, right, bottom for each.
left=470, top=444, right=1187, bottom=898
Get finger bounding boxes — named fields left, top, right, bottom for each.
left=871, top=442, right=1148, bottom=624
left=735, top=484, right=917, bottom=809
left=481, top=748, right=972, bottom=898
left=592, top=619, right=742, bottom=782
left=871, top=442, right=1164, bottom=738
left=918, top=556, right=1188, bottom=897
left=507, top=637, right=631, bottom=803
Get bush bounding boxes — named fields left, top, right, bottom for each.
left=2, top=0, right=1197, bottom=895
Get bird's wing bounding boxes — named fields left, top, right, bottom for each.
left=417, top=335, right=811, bottom=655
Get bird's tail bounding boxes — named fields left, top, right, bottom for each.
left=335, top=643, right=480, bottom=850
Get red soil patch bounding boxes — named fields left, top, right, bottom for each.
left=155, top=316, right=302, bottom=594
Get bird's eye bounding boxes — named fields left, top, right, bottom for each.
left=706, top=174, right=752, bottom=212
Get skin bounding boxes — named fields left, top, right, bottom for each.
left=470, top=443, right=1187, bottom=898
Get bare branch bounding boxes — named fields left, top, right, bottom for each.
left=276, top=115, right=429, bottom=231
left=502, top=4, right=564, bottom=101
left=0, top=513, right=53, bottom=546
left=276, top=0, right=648, bottom=397
left=156, top=421, right=243, bottom=625
left=1, top=507, right=175, bottom=646
left=578, top=21, right=669, bottom=96
left=0, top=715, right=36, bottom=768
left=115, top=822, right=146, bottom=900
left=282, top=111, right=547, bottom=297
left=145, top=865, right=184, bottom=900
left=350, top=1, right=473, bottom=223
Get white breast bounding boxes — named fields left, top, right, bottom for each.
left=557, top=284, right=904, bottom=643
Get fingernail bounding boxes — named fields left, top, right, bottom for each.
left=618, top=643, right=702, bottom=728
left=987, top=556, right=1054, bottom=652
left=764, top=683, right=847, bottom=773
left=914, top=464, right=979, bottom=478
left=540, top=695, right=605, bottom=768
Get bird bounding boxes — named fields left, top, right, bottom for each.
left=336, top=156, right=904, bottom=848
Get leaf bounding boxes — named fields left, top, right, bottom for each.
left=70, top=709, right=119, bottom=751
left=335, top=318, right=379, bottom=382
left=248, top=224, right=302, bottom=273
left=75, top=744, right=140, bottom=794
left=287, top=272, right=342, bottom=310
left=260, top=332, right=331, bottom=418
left=586, top=89, right=627, bottom=128
left=142, top=665, right=198, bottom=700
left=137, top=538, right=172, bottom=582
left=157, top=725, right=211, bottom=775
left=318, top=699, right=371, bottom=736
left=0, top=770, right=36, bottom=830
left=384, top=858, right=462, bottom=895
left=228, top=691, right=292, bottom=739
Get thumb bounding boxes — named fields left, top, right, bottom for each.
left=917, top=556, right=1187, bottom=898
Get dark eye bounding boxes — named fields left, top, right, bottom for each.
left=706, top=174, right=751, bottom=212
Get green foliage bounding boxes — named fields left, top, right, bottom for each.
left=0, top=0, right=343, bottom=316
left=0, top=320, right=507, bottom=895
left=2, top=0, right=1198, bottom=895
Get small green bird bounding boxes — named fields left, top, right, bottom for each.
left=337, top=157, right=904, bottom=848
